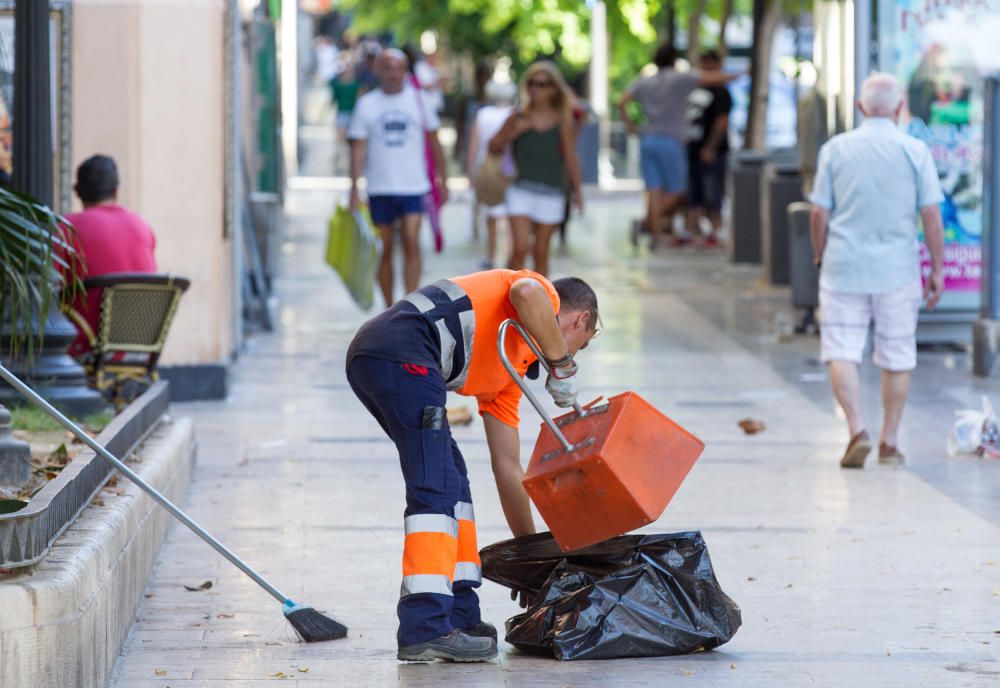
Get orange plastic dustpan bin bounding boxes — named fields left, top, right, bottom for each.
left=498, top=320, right=706, bottom=553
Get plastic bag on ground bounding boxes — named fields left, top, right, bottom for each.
left=948, top=396, right=1000, bottom=459
left=480, top=531, right=741, bottom=660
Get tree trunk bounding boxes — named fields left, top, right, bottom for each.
left=665, top=0, right=676, bottom=52
left=745, top=0, right=781, bottom=150
left=687, top=0, right=709, bottom=62
left=718, top=0, right=734, bottom=57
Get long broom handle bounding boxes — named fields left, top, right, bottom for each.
left=0, top=363, right=291, bottom=606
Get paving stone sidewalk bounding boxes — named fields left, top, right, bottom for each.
left=111, top=184, right=1000, bottom=687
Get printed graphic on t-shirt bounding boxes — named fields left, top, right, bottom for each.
left=378, top=109, right=419, bottom=148
left=686, top=88, right=714, bottom=141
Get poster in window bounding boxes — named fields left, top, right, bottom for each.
left=877, top=0, right=1000, bottom=307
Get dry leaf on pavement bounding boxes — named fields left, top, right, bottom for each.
left=738, top=418, right=766, bottom=434
left=183, top=580, right=213, bottom=592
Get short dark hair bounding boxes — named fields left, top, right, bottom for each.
left=653, top=43, right=676, bottom=68
left=700, top=49, right=722, bottom=64
left=74, top=155, right=119, bottom=204
left=553, top=277, right=599, bottom=331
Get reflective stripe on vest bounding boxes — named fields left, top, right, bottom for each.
left=401, top=279, right=475, bottom=391
left=453, top=501, right=482, bottom=584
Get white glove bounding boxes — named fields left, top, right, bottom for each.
left=545, top=359, right=579, bottom=408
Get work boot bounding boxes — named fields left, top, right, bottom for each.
left=459, top=621, right=497, bottom=641
left=397, top=630, right=497, bottom=662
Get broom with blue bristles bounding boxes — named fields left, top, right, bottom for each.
left=0, top=363, right=347, bottom=643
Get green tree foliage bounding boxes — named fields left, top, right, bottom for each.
left=342, top=0, right=784, bottom=102
left=344, top=0, right=674, bottom=94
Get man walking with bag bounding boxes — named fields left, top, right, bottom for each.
left=810, top=73, right=945, bottom=468
left=349, top=49, right=448, bottom=307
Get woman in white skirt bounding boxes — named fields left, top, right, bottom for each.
left=488, top=62, right=582, bottom=276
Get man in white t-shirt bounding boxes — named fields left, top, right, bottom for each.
left=348, top=49, right=448, bottom=307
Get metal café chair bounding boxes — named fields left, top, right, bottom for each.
left=65, top=273, right=190, bottom=408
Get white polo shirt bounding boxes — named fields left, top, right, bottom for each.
left=810, top=117, right=944, bottom=294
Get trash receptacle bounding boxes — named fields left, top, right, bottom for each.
left=788, top=201, right=819, bottom=332
left=576, top=120, right=599, bottom=185
left=787, top=202, right=817, bottom=307
left=730, top=151, right=768, bottom=263
left=761, top=161, right=804, bottom=285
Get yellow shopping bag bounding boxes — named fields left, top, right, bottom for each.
left=325, top=205, right=378, bottom=311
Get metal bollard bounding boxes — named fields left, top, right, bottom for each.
left=0, top=404, right=30, bottom=489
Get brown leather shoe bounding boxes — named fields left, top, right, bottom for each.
left=878, top=443, right=905, bottom=465
left=840, top=430, right=872, bottom=469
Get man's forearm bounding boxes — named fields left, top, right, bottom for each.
left=484, top=414, right=535, bottom=537
left=493, top=462, right=535, bottom=537
left=700, top=71, right=738, bottom=87
left=617, top=102, right=635, bottom=133
left=349, top=141, right=364, bottom=189
left=922, top=206, right=945, bottom=272
left=809, top=206, right=828, bottom=262
left=703, top=116, right=728, bottom=153
left=510, top=279, right=569, bottom=361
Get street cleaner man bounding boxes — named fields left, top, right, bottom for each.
left=346, top=269, right=599, bottom=662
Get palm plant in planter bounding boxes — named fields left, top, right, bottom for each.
left=0, top=185, right=102, bottom=413
left=0, top=185, right=80, bottom=354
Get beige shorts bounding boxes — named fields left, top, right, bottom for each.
left=819, top=280, right=923, bottom=372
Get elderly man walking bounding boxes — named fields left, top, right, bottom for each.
left=810, top=72, right=945, bottom=468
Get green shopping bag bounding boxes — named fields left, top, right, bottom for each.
left=325, top=205, right=378, bottom=311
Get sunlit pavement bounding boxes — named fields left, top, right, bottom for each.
left=111, top=162, right=1000, bottom=685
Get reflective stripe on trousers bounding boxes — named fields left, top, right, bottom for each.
left=453, top=501, right=482, bottom=585
left=401, top=513, right=458, bottom=597
left=400, top=502, right=481, bottom=596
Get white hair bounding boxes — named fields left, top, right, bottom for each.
left=484, top=80, right=517, bottom=105
left=860, top=72, right=904, bottom=117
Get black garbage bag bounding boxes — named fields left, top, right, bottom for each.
left=479, top=531, right=741, bottom=660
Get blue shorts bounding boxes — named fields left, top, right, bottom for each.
left=369, top=194, right=424, bottom=226
left=640, top=134, right=687, bottom=193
